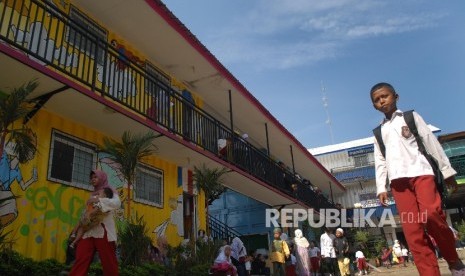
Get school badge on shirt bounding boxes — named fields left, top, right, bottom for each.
left=401, top=126, right=412, bottom=139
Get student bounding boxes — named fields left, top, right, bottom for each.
left=320, top=227, right=337, bottom=276
left=334, top=228, right=350, bottom=276
left=211, top=245, right=238, bottom=276
left=270, top=228, right=290, bottom=276
left=293, top=229, right=310, bottom=276
left=308, top=241, right=321, bottom=276
left=231, top=237, right=248, bottom=276
left=370, top=82, right=465, bottom=276
left=355, top=248, right=368, bottom=275
left=401, top=245, right=409, bottom=266
left=69, top=187, right=114, bottom=248
left=392, top=240, right=403, bottom=265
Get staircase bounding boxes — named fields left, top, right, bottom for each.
left=208, top=214, right=242, bottom=242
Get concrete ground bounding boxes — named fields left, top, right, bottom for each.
left=367, top=259, right=451, bottom=276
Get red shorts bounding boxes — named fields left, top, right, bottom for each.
left=357, top=257, right=367, bottom=270
left=310, top=257, right=320, bottom=271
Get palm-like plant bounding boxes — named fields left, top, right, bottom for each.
left=193, top=164, right=229, bottom=206
left=193, top=164, right=229, bottom=235
left=102, top=131, right=158, bottom=219
left=0, top=80, right=38, bottom=162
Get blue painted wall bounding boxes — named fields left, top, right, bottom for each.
left=210, top=189, right=271, bottom=235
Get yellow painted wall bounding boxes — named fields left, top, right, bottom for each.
left=2, top=109, right=206, bottom=261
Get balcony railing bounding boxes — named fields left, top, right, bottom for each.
left=331, top=163, right=375, bottom=183
left=450, top=155, right=465, bottom=180
left=0, top=0, right=333, bottom=209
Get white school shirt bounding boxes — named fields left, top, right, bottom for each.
left=320, top=233, right=336, bottom=258
left=309, top=247, right=320, bottom=258
left=374, top=110, right=456, bottom=195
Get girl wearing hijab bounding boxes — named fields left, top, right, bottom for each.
left=231, top=237, right=248, bottom=276
left=211, top=245, right=237, bottom=276
left=69, top=170, right=121, bottom=276
left=294, top=229, right=310, bottom=276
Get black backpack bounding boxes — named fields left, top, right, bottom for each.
left=372, top=110, right=446, bottom=199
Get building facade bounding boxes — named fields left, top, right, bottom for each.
left=310, top=137, right=402, bottom=245
left=0, top=0, right=343, bottom=262
left=308, top=125, right=462, bottom=246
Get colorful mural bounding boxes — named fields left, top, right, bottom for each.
left=0, top=140, right=38, bottom=226
left=0, top=109, right=206, bottom=261
left=0, top=0, right=208, bottom=261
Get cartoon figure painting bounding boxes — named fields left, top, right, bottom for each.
left=153, top=195, right=184, bottom=238
left=0, top=141, right=38, bottom=226
left=96, top=56, right=138, bottom=99
left=10, top=22, right=78, bottom=68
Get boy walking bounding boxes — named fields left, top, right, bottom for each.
left=370, top=82, right=465, bottom=276
left=270, top=228, right=290, bottom=276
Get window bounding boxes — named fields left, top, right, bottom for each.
left=48, top=130, right=97, bottom=189
left=66, top=6, right=107, bottom=64
left=353, top=154, right=369, bottom=168
left=134, top=165, right=163, bottom=207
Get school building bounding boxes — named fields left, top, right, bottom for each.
left=0, top=0, right=344, bottom=262
left=309, top=127, right=465, bottom=245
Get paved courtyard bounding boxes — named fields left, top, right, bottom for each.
left=368, top=259, right=451, bottom=276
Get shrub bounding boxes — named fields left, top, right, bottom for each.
left=117, top=214, right=152, bottom=266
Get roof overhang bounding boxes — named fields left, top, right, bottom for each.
left=0, top=45, right=320, bottom=209
left=71, top=0, right=345, bottom=195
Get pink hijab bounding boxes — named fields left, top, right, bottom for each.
left=90, top=169, right=115, bottom=196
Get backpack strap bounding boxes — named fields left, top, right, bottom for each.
left=373, top=125, right=385, bottom=158
left=404, top=110, right=445, bottom=197
left=403, top=110, right=425, bottom=153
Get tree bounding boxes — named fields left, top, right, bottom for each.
left=193, top=164, right=229, bottom=235
left=102, top=131, right=158, bottom=219
left=0, top=80, right=38, bottom=163
left=193, top=164, right=229, bottom=206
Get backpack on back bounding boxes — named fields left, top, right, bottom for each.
left=373, top=110, right=446, bottom=198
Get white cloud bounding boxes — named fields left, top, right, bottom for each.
left=201, top=1, right=448, bottom=71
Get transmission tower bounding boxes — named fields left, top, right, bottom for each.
left=321, top=81, right=335, bottom=144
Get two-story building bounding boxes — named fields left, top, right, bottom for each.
left=0, top=0, right=344, bottom=262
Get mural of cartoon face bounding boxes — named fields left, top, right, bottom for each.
left=0, top=140, right=38, bottom=226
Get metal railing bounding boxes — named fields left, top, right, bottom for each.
left=450, top=155, right=465, bottom=180
left=208, top=214, right=242, bottom=241
left=0, top=0, right=333, bottom=209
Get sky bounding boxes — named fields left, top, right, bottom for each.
left=163, top=0, right=465, bottom=149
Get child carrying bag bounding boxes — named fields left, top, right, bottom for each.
left=373, top=110, right=446, bottom=199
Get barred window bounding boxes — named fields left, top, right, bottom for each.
left=66, top=6, right=107, bottom=64
left=134, top=165, right=163, bottom=207
left=353, top=154, right=369, bottom=168
left=48, top=130, right=97, bottom=189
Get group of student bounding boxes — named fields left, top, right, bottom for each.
left=380, top=240, right=411, bottom=269
left=319, top=227, right=368, bottom=276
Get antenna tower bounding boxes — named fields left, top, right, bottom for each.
left=321, top=81, right=335, bottom=144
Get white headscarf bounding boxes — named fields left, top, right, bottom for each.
left=294, top=229, right=310, bottom=248
left=231, top=237, right=247, bottom=259
left=215, top=245, right=232, bottom=264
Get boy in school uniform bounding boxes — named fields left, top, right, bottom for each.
left=370, top=82, right=465, bottom=276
